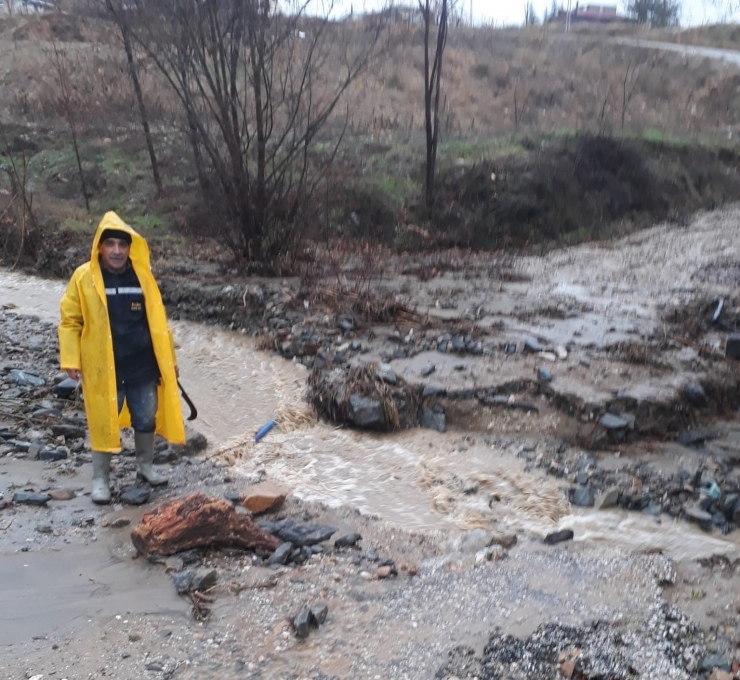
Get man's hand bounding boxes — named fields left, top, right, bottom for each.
left=64, top=368, right=81, bottom=381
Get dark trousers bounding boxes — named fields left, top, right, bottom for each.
left=117, top=381, right=158, bottom=433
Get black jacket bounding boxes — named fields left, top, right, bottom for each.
left=101, top=260, right=161, bottom=387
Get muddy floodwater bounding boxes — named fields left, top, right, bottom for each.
left=2, top=209, right=740, bottom=679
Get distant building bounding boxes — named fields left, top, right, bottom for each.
left=554, top=4, right=629, bottom=24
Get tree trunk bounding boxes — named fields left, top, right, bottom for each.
left=121, top=23, right=163, bottom=196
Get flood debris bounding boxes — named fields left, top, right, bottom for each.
left=130, top=493, right=280, bottom=556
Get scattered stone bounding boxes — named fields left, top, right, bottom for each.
left=191, top=568, right=218, bottom=592
left=311, top=602, right=329, bottom=625
left=537, top=366, right=552, bottom=383
left=258, top=518, right=336, bottom=547
left=422, top=385, right=446, bottom=398
left=560, top=659, right=576, bottom=679
left=725, top=334, right=740, bottom=360
left=572, top=486, right=594, bottom=507
left=52, top=378, right=79, bottom=399
left=12, top=492, right=50, bottom=506
left=709, top=670, right=733, bottom=680
left=685, top=506, right=712, bottom=527
left=421, top=364, right=436, bottom=377
left=293, top=606, right=313, bottom=639
left=51, top=424, right=85, bottom=440
left=539, top=351, right=557, bottom=362
left=595, top=487, right=620, bottom=510
left=523, top=338, right=543, bottom=353
left=146, top=662, right=164, bottom=672
left=171, top=570, right=195, bottom=595
left=268, top=542, right=293, bottom=566
left=171, top=430, right=208, bottom=456
left=599, top=413, right=628, bottom=429
left=419, top=407, right=446, bottom=433
left=241, top=480, right=288, bottom=514
left=682, top=382, right=708, bottom=407
left=491, top=532, right=517, bottom=549
left=376, top=565, right=393, bottom=579
left=120, top=485, right=151, bottom=506
left=556, top=346, right=568, bottom=361
left=39, top=448, right=68, bottom=462
left=8, top=369, right=45, bottom=387
left=48, top=488, right=76, bottom=501
left=348, top=394, right=385, bottom=429
left=700, top=655, right=732, bottom=672
left=110, top=516, right=131, bottom=529
left=223, top=490, right=241, bottom=503
left=378, top=364, right=397, bottom=384
left=131, top=493, right=280, bottom=556
left=334, top=533, right=362, bottom=549
left=544, top=529, right=574, bottom=545
left=36, top=521, right=52, bottom=534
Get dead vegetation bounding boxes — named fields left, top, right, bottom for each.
left=307, top=363, right=420, bottom=431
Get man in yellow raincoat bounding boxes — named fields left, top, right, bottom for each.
left=58, top=212, right=185, bottom=503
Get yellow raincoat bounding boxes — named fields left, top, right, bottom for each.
left=58, top=212, right=186, bottom=452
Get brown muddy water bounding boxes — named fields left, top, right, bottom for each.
left=2, top=267, right=739, bottom=566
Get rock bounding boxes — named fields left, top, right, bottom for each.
left=419, top=407, right=446, bottom=433
left=51, top=424, right=85, bottom=440
left=544, top=529, right=574, bottom=545
left=334, top=533, right=362, bottom=549
left=52, top=378, right=79, bottom=399
left=258, top=518, right=336, bottom=547
left=537, top=366, right=552, bottom=383
left=48, top=488, right=76, bottom=501
left=556, top=346, right=568, bottom=361
left=13, top=492, right=50, bottom=506
left=523, top=338, right=543, bottom=353
left=191, top=568, right=218, bottom=592
left=378, top=364, right=397, bottom=385
left=7, top=369, right=45, bottom=387
left=726, top=334, right=740, bottom=360
left=421, top=364, right=436, bottom=377
left=683, top=382, right=708, bottom=407
left=572, top=486, right=594, bottom=507
left=171, top=569, right=194, bottom=594
left=451, top=336, right=465, bottom=352
left=376, top=565, right=393, bottom=579
left=28, top=443, right=41, bottom=458
left=268, top=541, right=293, bottom=565
left=311, top=602, right=329, bottom=625
left=539, top=351, right=557, bottom=362
left=39, top=448, right=68, bottom=462
left=709, top=670, right=733, bottom=680
left=131, top=493, right=280, bottom=556
left=241, top=481, right=288, bottom=514
left=700, top=655, right=732, bottom=672
left=422, top=385, right=446, bottom=398
left=120, top=485, right=151, bottom=506
left=491, top=533, right=517, bottom=549
left=293, top=606, right=313, bottom=638
left=171, top=428, right=208, bottom=456
left=110, top=516, right=131, bottom=528
left=595, top=487, right=620, bottom=510
left=36, top=521, right=53, bottom=534
left=685, top=506, right=712, bottom=526
left=560, top=659, right=576, bottom=679
left=146, top=662, right=164, bottom=672
left=348, top=394, right=385, bottom=429
left=599, top=413, right=628, bottom=429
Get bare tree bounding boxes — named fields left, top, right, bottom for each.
left=620, top=60, right=641, bottom=129
left=124, top=0, right=385, bottom=263
left=627, top=0, right=681, bottom=26
left=3, top=0, right=14, bottom=17
left=47, top=43, right=90, bottom=213
left=418, top=0, right=451, bottom=210
left=524, top=1, right=538, bottom=24
left=104, top=0, right=163, bottom=197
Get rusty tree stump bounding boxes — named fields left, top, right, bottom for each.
left=131, top=493, right=280, bottom=556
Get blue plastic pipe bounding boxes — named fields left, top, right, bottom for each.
left=254, top=419, right=276, bottom=442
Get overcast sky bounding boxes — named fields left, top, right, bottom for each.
left=302, top=0, right=740, bottom=27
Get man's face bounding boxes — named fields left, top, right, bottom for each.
left=98, top=237, right=130, bottom=274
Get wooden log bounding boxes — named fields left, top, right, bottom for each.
left=131, top=493, right=280, bottom=556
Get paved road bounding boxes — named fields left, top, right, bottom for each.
left=613, top=36, right=740, bottom=65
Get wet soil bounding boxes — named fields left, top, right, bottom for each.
left=2, top=207, right=740, bottom=679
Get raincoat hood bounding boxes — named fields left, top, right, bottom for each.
left=92, top=211, right=150, bottom=270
